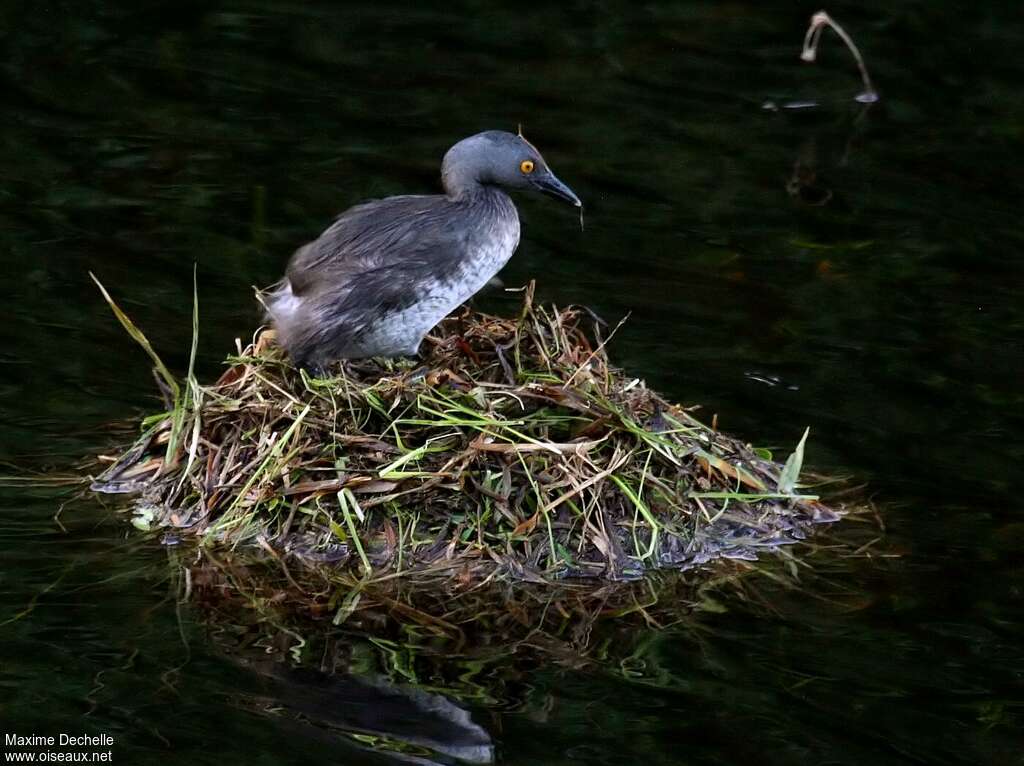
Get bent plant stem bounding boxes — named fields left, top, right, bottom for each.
left=802, top=10, right=878, bottom=102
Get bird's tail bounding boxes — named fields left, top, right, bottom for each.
left=261, top=279, right=304, bottom=345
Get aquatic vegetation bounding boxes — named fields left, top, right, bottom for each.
left=90, top=280, right=843, bottom=584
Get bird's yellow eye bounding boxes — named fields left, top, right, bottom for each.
left=520, top=159, right=535, bottom=174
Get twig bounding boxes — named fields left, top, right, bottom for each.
left=563, top=312, right=631, bottom=388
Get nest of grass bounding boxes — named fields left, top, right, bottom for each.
left=91, top=282, right=841, bottom=583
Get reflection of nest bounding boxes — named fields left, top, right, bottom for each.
left=93, top=284, right=842, bottom=583
left=172, top=503, right=885, bottom=764
left=186, top=549, right=739, bottom=697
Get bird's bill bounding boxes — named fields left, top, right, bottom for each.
left=533, top=171, right=582, bottom=207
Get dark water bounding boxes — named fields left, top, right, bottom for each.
left=2, top=1, right=1023, bottom=763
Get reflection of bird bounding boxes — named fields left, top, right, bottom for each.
left=242, top=661, right=494, bottom=765
left=265, top=131, right=581, bottom=370
left=786, top=138, right=833, bottom=206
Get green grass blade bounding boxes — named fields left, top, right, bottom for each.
left=777, top=427, right=810, bottom=494
left=610, top=473, right=659, bottom=561
left=186, top=264, right=200, bottom=390
left=174, top=266, right=202, bottom=490
left=208, top=403, right=311, bottom=534
left=89, top=272, right=180, bottom=402
left=338, top=488, right=372, bottom=575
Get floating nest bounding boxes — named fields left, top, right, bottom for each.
left=90, top=282, right=842, bottom=583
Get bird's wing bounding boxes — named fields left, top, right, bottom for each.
left=285, top=195, right=464, bottom=297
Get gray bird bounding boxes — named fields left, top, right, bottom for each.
left=265, top=130, right=581, bottom=371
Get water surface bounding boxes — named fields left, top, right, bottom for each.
left=2, top=2, right=1023, bottom=764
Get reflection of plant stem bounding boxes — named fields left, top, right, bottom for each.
left=801, top=10, right=878, bottom=103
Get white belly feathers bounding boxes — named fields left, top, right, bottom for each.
left=353, top=217, right=521, bottom=356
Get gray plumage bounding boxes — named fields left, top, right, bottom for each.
left=265, top=130, right=580, bottom=370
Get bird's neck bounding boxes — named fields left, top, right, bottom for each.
left=445, top=181, right=512, bottom=210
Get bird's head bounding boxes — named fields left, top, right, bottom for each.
left=442, top=130, right=581, bottom=207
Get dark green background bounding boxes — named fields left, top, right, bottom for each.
left=1, top=2, right=1022, bottom=764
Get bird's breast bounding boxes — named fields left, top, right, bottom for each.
left=445, top=207, right=519, bottom=299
